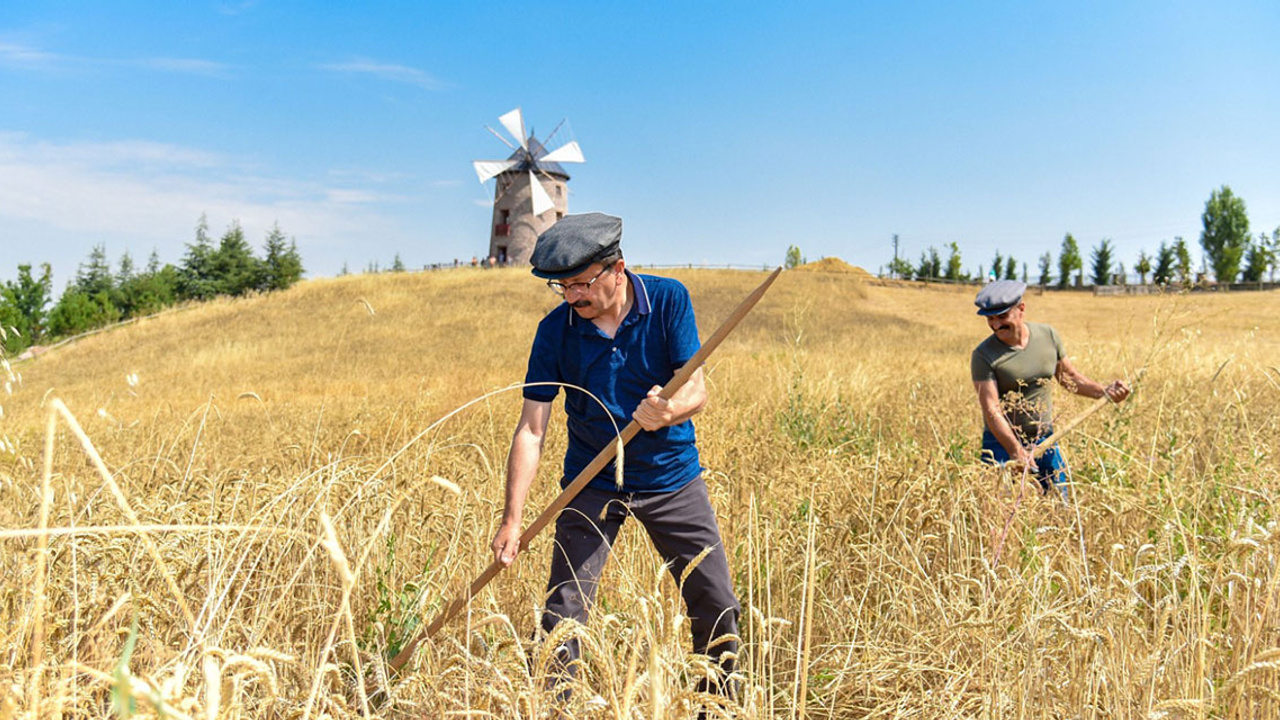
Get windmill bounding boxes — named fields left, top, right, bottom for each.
left=473, top=107, right=585, bottom=265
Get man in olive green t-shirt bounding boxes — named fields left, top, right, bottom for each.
left=971, top=280, right=1130, bottom=500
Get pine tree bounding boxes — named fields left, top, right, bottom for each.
left=179, top=214, right=219, bottom=301
left=262, top=224, right=304, bottom=291
left=120, top=248, right=180, bottom=317
left=210, top=221, right=264, bottom=296
left=117, top=251, right=136, bottom=285
left=1173, top=237, right=1193, bottom=285
left=1242, top=232, right=1273, bottom=283
left=1153, top=243, right=1175, bottom=285
left=1037, top=252, right=1052, bottom=286
left=1091, top=239, right=1114, bottom=286
left=75, top=244, right=115, bottom=298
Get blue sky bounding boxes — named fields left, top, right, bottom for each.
left=3, top=1, right=1278, bottom=288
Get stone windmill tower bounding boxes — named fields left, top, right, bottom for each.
left=473, top=108, right=585, bottom=265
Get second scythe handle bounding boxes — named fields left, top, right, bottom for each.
left=1029, top=394, right=1113, bottom=460
left=389, top=266, right=783, bottom=673
left=1029, top=367, right=1142, bottom=461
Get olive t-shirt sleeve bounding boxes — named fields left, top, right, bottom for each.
left=1047, top=325, right=1066, bottom=362
left=970, top=346, right=995, bottom=382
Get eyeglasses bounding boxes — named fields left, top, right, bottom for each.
left=546, top=264, right=613, bottom=297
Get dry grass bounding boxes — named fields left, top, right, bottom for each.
left=1, top=267, right=1278, bottom=718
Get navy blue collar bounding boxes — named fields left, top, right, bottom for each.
left=566, top=269, right=651, bottom=326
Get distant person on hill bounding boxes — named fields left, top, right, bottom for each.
left=491, top=212, right=739, bottom=705
left=971, top=280, right=1131, bottom=502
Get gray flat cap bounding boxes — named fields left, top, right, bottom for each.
left=974, top=279, right=1027, bottom=316
left=529, top=213, right=623, bottom=279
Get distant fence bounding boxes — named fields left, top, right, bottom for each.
left=1216, top=280, right=1280, bottom=292
left=869, top=277, right=980, bottom=289
left=862, top=276, right=1280, bottom=295
left=412, top=261, right=781, bottom=272
left=633, top=263, right=777, bottom=272
left=1093, top=285, right=1158, bottom=296
left=1093, top=280, right=1280, bottom=296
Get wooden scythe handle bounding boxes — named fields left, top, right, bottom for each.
left=1029, top=394, right=1113, bottom=460
left=1030, top=369, right=1142, bottom=461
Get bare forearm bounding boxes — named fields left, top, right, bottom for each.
left=502, top=432, right=543, bottom=525
left=1055, top=358, right=1130, bottom=402
left=975, top=380, right=1029, bottom=461
left=493, top=399, right=551, bottom=565
left=982, top=406, right=1025, bottom=456
left=665, top=374, right=707, bottom=424
left=1062, top=371, right=1106, bottom=399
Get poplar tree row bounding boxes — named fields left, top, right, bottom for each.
left=886, top=185, right=1279, bottom=287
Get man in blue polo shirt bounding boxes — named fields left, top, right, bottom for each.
left=491, top=212, right=739, bottom=700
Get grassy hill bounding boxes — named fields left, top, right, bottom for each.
left=2, top=268, right=1278, bottom=718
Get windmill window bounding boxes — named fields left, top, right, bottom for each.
left=557, top=212, right=564, bottom=220
left=556, top=186, right=563, bottom=197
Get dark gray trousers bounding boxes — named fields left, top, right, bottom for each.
left=540, top=475, right=740, bottom=690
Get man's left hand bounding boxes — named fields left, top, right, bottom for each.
left=633, top=385, right=676, bottom=431
left=1105, top=380, right=1131, bottom=403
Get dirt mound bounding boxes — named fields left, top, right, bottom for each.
left=792, top=257, right=870, bottom=277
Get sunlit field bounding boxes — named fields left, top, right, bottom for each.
left=2, top=266, right=1278, bottom=719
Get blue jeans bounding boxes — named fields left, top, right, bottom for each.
left=981, top=429, right=1070, bottom=503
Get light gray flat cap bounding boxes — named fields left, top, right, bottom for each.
left=529, top=213, right=623, bottom=279
left=974, top=279, right=1027, bottom=316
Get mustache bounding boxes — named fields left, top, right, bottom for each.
left=571, top=300, right=592, bottom=309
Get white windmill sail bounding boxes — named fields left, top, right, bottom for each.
left=539, top=140, right=584, bottom=164
left=529, top=170, right=555, bottom=216
left=498, top=108, right=527, bottom=149
left=474, top=108, right=582, bottom=218
left=473, top=159, right=517, bottom=183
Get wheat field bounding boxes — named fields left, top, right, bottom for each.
left=1, top=266, right=1278, bottom=719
